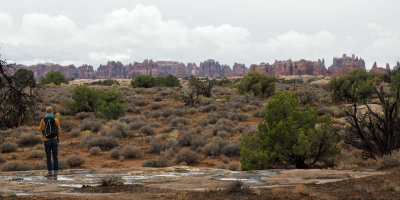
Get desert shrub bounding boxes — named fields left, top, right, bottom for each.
left=224, top=180, right=251, bottom=194
left=203, top=137, right=228, bottom=157
left=223, top=142, right=241, bottom=157
left=252, top=108, right=265, bottom=118
left=169, top=116, right=191, bottom=129
left=110, top=148, right=120, bottom=159
left=151, top=103, right=163, bottom=110
left=236, top=125, right=257, bottom=136
left=207, top=113, right=222, bottom=124
left=146, top=110, right=163, bottom=119
left=216, top=131, right=230, bottom=139
left=199, top=104, right=217, bottom=113
left=104, top=121, right=130, bottom=138
left=226, top=112, right=248, bottom=122
left=17, top=133, right=42, bottom=147
left=28, top=150, right=45, bottom=159
left=196, top=118, right=209, bottom=127
left=2, top=161, right=32, bottom=171
left=70, top=128, right=81, bottom=137
left=155, top=74, right=181, bottom=87
left=83, top=136, right=119, bottom=150
left=100, top=175, right=124, bottom=186
left=81, top=118, right=103, bottom=132
left=10, top=153, right=17, bottom=159
left=140, top=126, right=156, bottom=136
left=178, top=130, right=195, bottom=146
left=66, top=155, right=85, bottom=167
left=150, top=137, right=166, bottom=154
left=0, top=142, right=17, bottom=153
left=376, top=151, right=400, bottom=169
left=100, top=103, right=125, bottom=120
left=172, top=107, right=186, bottom=117
left=142, top=156, right=172, bottom=168
left=228, top=162, right=240, bottom=171
left=154, top=96, right=163, bottom=102
left=39, top=70, right=69, bottom=85
left=316, top=107, right=333, bottom=116
left=119, top=115, right=142, bottom=124
left=176, top=149, right=199, bottom=165
left=89, top=147, right=102, bottom=155
left=75, top=112, right=95, bottom=120
left=238, top=72, right=278, bottom=98
left=129, top=120, right=147, bottom=130
left=215, top=119, right=235, bottom=132
left=58, top=159, right=68, bottom=170
left=241, top=91, right=339, bottom=170
left=0, top=154, right=5, bottom=163
left=134, top=98, right=149, bottom=107
left=58, top=117, right=76, bottom=132
left=191, top=135, right=208, bottom=151
left=33, top=162, right=47, bottom=170
left=121, top=145, right=143, bottom=159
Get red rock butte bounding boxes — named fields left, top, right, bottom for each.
left=8, top=54, right=400, bottom=79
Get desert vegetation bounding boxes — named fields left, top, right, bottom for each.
left=1, top=61, right=399, bottom=174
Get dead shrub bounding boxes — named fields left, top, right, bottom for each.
left=252, top=108, right=264, bottom=118
left=70, top=128, right=81, bottom=137
left=83, top=135, right=119, bottom=150
left=176, top=149, right=199, bottom=165
left=81, top=118, right=103, bottom=132
left=17, top=134, right=42, bottom=147
left=142, top=156, right=172, bottom=168
left=169, top=116, right=191, bottom=129
left=224, top=180, right=251, bottom=194
left=376, top=150, right=400, bottom=169
left=33, top=162, right=47, bottom=170
left=28, top=150, right=45, bottom=159
left=100, top=175, right=124, bottom=186
left=140, top=126, right=156, bottom=136
left=66, top=154, right=85, bottom=167
left=223, top=142, right=241, bottom=157
left=75, top=112, right=95, bottom=120
left=228, top=162, right=240, bottom=171
left=121, top=145, right=143, bottom=159
left=59, top=117, right=76, bottom=132
left=203, top=137, right=228, bottom=157
left=293, top=184, right=307, bottom=194
left=89, top=147, right=102, bottom=155
left=0, top=142, right=17, bottom=153
left=2, top=161, right=32, bottom=171
left=110, top=148, right=120, bottom=159
left=150, top=137, right=166, bottom=154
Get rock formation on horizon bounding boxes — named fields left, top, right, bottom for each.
left=249, top=59, right=327, bottom=76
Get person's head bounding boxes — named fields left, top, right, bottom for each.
left=45, top=106, right=53, bottom=114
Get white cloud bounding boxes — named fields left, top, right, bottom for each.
left=267, top=30, right=337, bottom=51
left=89, top=51, right=132, bottom=62
left=21, top=13, right=78, bottom=45
left=0, top=12, right=13, bottom=31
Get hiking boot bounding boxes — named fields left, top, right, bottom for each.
left=44, top=171, right=53, bottom=177
left=53, top=171, right=58, bottom=177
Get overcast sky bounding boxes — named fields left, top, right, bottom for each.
left=0, top=0, right=399, bottom=69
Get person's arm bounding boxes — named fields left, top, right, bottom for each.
left=55, top=118, right=62, bottom=137
left=39, top=119, right=45, bottom=132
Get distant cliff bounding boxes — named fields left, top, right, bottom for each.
left=9, top=54, right=399, bottom=79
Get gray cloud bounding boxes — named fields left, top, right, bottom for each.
left=0, top=0, right=399, bottom=69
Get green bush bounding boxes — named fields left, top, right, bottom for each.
left=326, top=69, right=376, bottom=103
left=90, top=79, right=120, bottom=86
left=100, top=103, right=125, bottom=120
left=65, top=85, right=123, bottom=119
left=131, top=75, right=155, bottom=88
left=39, top=71, right=69, bottom=85
left=240, top=91, right=339, bottom=170
left=238, top=72, right=278, bottom=97
left=131, top=74, right=181, bottom=88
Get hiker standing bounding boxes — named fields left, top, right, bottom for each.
left=39, top=106, right=61, bottom=177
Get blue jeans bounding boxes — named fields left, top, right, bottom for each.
left=44, top=139, right=58, bottom=172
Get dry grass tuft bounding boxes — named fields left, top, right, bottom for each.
left=293, top=184, right=307, bottom=194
